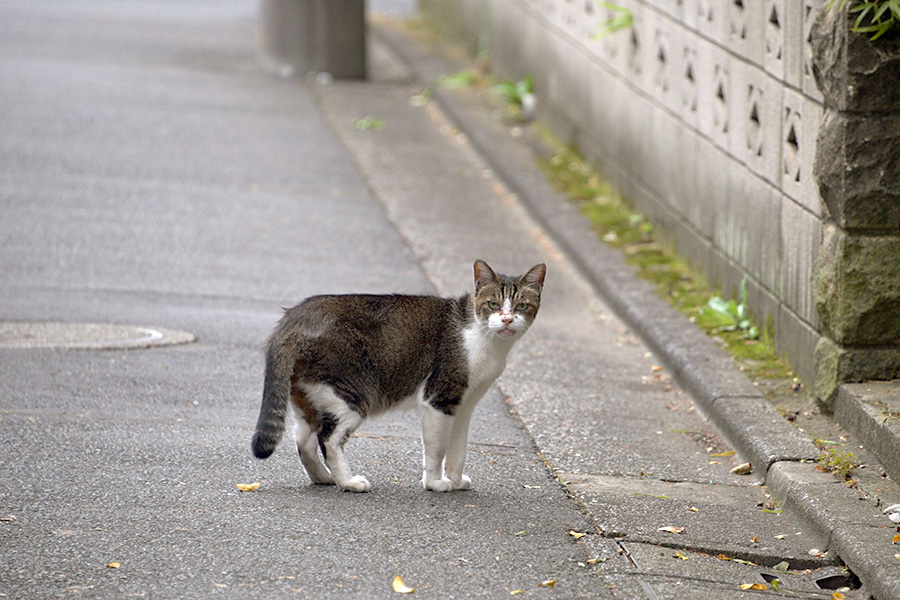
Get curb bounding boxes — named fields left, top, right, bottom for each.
left=837, top=382, right=900, bottom=486
left=372, top=21, right=900, bottom=598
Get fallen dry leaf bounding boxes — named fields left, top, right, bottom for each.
left=731, top=463, right=753, bottom=475
left=739, top=583, right=768, bottom=591
left=236, top=481, right=261, bottom=492
left=674, top=551, right=688, bottom=560
left=651, top=365, right=664, bottom=372
left=510, top=591, right=524, bottom=596
left=893, top=534, right=900, bottom=544
left=567, top=531, right=586, bottom=539
left=392, top=575, right=414, bottom=594
left=716, top=554, right=730, bottom=561
left=710, top=451, right=735, bottom=457
left=106, top=562, right=120, bottom=569
left=538, top=580, right=557, bottom=588
left=658, top=526, right=685, bottom=534
left=832, top=593, right=845, bottom=600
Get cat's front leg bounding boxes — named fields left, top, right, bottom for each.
left=442, top=399, right=477, bottom=490
left=421, top=405, right=459, bottom=492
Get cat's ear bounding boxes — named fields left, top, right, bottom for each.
left=473, top=259, right=499, bottom=291
left=519, top=263, right=546, bottom=292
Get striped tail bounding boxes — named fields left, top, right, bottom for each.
left=251, top=336, right=295, bottom=459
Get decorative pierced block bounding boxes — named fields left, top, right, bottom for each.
left=781, top=90, right=803, bottom=199
left=730, top=0, right=765, bottom=65
left=681, top=44, right=699, bottom=126
left=781, top=89, right=823, bottom=216
left=695, top=38, right=730, bottom=149
left=764, top=0, right=785, bottom=78
left=697, top=0, right=727, bottom=42
left=801, top=0, right=824, bottom=101
left=730, top=0, right=750, bottom=52
left=731, top=63, right=782, bottom=184
left=712, top=62, right=731, bottom=148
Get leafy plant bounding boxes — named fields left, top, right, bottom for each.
left=492, top=75, right=536, bottom=122
left=827, top=0, right=900, bottom=40
left=592, top=2, right=634, bottom=39
left=816, top=445, right=857, bottom=480
left=491, top=75, right=534, bottom=107
left=701, top=277, right=760, bottom=340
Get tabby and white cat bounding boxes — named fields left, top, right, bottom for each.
left=251, top=260, right=546, bottom=492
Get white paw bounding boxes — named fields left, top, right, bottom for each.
left=425, top=476, right=454, bottom=492
left=339, top=475, right=372, bottom=493
left=423, top=470, right=468, bottom=492
left=454, top=474, right=472, bottom=490
left=310, top=471, right=336, bottom=485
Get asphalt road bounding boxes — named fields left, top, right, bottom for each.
left=0, top=2, right=860, bottom=598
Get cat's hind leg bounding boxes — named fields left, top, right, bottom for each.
left=304, top=383, right=371, bottom=492
left=289, top=388, right=334, bottom=485
left=318, top=412, right=370, bottom=492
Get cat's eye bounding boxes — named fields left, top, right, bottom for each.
left=516, top=302, right=529, bottom=311
left=487, top=301, right=501, bottom=310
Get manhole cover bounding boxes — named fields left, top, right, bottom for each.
left=0, top=321, right=196, bottom=350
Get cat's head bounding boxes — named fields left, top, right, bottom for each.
left=472, top=259, right=546, bottom=339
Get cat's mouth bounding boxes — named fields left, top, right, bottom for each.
left=496, top=326, right=517, bottom=338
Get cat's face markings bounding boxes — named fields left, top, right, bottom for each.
left=472, top=260, right=546, bottom=338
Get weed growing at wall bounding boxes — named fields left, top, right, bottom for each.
left=828, top=0, right=900, bottom=39
left=592, top=2, right=634, bottom=39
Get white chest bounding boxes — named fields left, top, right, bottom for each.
left=462, top=324, right=513, bottom=391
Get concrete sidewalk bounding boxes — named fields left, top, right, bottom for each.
left=368, top=17, right=900, bottom=600
left=0, top=2, right=896, bottom=599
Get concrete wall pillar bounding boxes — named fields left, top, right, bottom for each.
left=259, top=0, right=366, bottom=79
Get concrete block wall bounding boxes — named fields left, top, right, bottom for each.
left=424, top=0, right=827, bottom=384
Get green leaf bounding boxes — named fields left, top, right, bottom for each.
left=492, top=82, right=519, bottom=103
left=592, top=2, right=634, bottom=39
left=874, top=2, right=892, bottom=19
left=516, top=75, right=534, bottom=96
left=707, top=297, right=734, bottom=317
left=869, top=22, right=893, bottom=39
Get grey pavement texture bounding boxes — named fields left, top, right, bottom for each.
left=0, top=1, right=893, bottom=599
left=371, top=20, right=900, bottom=600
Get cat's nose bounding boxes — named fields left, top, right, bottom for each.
left=501, top=313, right=514, bottom=324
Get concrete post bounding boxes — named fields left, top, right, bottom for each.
left=810, top=8, right=900, bottom=407
left=259, top=0, right=366, bottom=80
